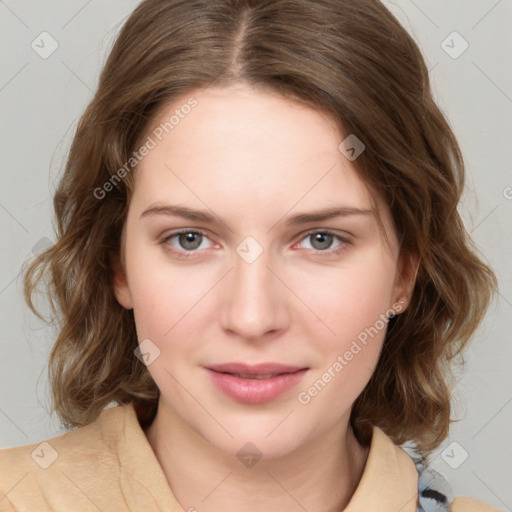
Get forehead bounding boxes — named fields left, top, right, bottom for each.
left=129, top=84, right=384, bottom=228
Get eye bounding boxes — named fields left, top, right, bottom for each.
left=161, top=229, right=213, bottom=257
left=160, top=228, right=351, bottom=259
left=295, top=230, right=351, bottom=256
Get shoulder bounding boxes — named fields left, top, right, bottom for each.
left=409, top=446, right=502, bottom=512
left=0, top=404, right=132, bottom=508
left=451, top=497, right=504, bottom=512
left=0, top=403, right=129, bottom=471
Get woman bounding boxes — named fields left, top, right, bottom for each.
left=0, top=0, right=499, bottom=510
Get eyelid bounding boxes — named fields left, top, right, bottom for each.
left=291, top=228, right=353, bottom=254
left=295, top=227, right=353, bottom=243
left=161, top=227, right=214, bottom=250
left=164, top=227, right=211, bottom=239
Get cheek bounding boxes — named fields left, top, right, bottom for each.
left=293, top=249, right=397, bottom=351
left=127, top=261, right=211, bottom=394
left=293, top=253, right=396, bottom=412
left=126, top=243, right=215, bottom=348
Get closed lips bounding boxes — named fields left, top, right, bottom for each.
left=206, top=364, right=309, bottom=403
left=206, top=363, right=308, bottom=378
left=226, top=373, right=287, bottom=379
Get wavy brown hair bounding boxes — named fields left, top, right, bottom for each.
left=24, top=0, right=497, bottom=456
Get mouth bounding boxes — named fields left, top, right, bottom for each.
left=226, top=373, right=285, bottom=380
left=205, top=363, right=309, bottom=404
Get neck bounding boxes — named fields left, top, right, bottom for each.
left=144, top=400, right=370, bottom=512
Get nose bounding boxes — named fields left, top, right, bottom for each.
left=219, top=245, right=289, bottom=342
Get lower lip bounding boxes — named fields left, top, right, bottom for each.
left=206, top=368, right=308, bottom=404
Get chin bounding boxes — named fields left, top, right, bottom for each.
left=191, top=408, right=314, bottom=461
left=212, top=431, right=305, bottom=463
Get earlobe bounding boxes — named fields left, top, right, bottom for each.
left=393, top=251, right=420, bottom=312
left=110, top=251, right=133, bottom=310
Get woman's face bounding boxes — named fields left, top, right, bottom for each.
left=114, top=83, right=414, bottom=458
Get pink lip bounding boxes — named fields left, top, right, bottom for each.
left=205, top=362, right=309, bottom=404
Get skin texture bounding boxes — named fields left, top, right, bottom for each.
left=113, top=83, right=417, bottom=512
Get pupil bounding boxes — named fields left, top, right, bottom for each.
left=312, top=233, right=332, bottom=250
left=180, top=232, right=201, bottom=250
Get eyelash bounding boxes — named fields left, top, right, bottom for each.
left=160, top=228, right=352, bottom=259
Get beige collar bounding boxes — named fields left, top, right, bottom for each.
left=344, top=426, right=418, bottom=511
left=112, top=403, right=418, bottom=511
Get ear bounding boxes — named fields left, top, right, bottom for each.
left=392, top=250, right=419, bottom=313
left=110, top=250, right=133, bottom=310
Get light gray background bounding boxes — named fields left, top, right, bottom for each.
left=1, top=0, right=511, bottom=508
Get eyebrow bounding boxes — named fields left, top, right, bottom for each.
left=140, top=203, right=373, bottom=227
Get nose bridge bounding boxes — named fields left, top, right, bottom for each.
left=220, top=242, right=287, bottom=339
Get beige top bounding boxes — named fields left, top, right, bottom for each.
left=0, top=403, right=500, bottom=511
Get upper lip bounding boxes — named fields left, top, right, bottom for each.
left=206, top=362, right=307, bottom=376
